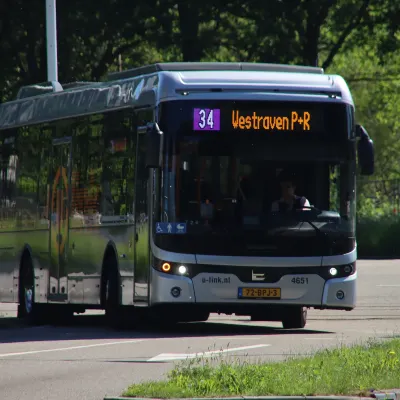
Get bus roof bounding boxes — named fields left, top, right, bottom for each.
left=0, top=62, right=354, bottom=130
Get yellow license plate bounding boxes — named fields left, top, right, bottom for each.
left=238, top=287, right=281, bottom=299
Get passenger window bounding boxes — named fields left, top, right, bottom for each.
left=70, top=110, right=136, bottom=226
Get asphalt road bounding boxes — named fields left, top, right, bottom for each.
left=0, top=259, right=399, bottom=400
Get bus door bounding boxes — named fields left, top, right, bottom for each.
left=133, top=129, right=150, bottom=303
left=48, top=137, right=72, bottom=301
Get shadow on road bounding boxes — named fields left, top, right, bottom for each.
left=0, top=314, right=334, bottom=344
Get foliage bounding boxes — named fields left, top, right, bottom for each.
left=122, top=337, right=400, bottom=397
left=357, top=217, right=400, bottom=258
left=2, top=0, right=400, bottom=254
left=2, top=0, right=399, bottom=100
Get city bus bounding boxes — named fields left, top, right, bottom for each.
left=0, top=62, right=374, bottom=329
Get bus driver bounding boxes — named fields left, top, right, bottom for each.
left=270, top=170, right=310, bottom=212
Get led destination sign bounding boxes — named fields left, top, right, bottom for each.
left=159, top=100, right=349, bottom=142
left=232, top=110, right=311, bottom=131
left=193, top=106, right=323, bottom=134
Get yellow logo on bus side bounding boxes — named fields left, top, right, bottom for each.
left=51, top=166, right=69, bottom=255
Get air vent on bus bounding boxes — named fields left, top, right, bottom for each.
left=16, top=81, right=63, bottom=100
left=175, top=88, right=342, bottom=98
left=16, top=81, right=97, bottom=100
left=62, top=81, right=98, bottom=90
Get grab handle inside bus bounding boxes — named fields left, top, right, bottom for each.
left=356, top=124, right=374, bottom=176
left=144, top=122, right=163, bottom=168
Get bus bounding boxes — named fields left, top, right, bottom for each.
left=0, top=62, right=374, bottom=329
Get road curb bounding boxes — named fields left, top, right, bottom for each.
left=104, top=393, right=400, bottom=400
left=103, top=398, right=370, bottom=400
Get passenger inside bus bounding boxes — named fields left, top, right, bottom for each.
left=270, top=169, right=310, bottom=212
left=174, top=151, right=316, bottom=226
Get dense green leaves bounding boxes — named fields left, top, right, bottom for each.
left=1, top=0, right=398, bottom=95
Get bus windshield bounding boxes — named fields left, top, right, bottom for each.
left=155, top=136, right=356, bottom=257
left=156, top=141, right=354, bottom=255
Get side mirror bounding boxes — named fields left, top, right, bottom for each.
left=356, top=125, right=374, bottom=176
left=144, top=122, right=163, bottom=168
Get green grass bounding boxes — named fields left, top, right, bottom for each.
left=122, top=337, right=400, bottom=398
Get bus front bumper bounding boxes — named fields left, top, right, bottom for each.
left=149, top=268, right=357, bottom=311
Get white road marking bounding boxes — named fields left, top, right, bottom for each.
left=376, top=285, right=400, bottom=287
left=147, top=344, right=270, bottom=362
left=0, top=339, right=144, bottom=358
left=342, top=329, right=395, bottom=334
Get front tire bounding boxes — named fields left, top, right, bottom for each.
left=104, top=266, right=134, bottom=329
left=282, top=306, right=307, bottom=329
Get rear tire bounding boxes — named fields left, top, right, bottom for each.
left=17, top=255, right=44, bottom=325
left=282, top=307, right=307, bottom=329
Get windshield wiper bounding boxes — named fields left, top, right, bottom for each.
left=300, top=210, right=340, bottom=245
left=268, top=206, right=326, bottom=238
left=300, top=218, right=325, bottom=237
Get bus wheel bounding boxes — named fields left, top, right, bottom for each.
left=104, top=266, right=131, bottom=329
left=282, top=307, right=307, bottom=329
left=104, top=268, right=119, bottom=327
left=18, top=256, right=42, bottom=325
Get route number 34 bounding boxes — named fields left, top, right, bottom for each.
left=198, top=109, right=214, bottom=129
left=291, top=277, right=309, bottom=284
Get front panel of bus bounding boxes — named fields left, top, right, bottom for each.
left=154, top=99, right=356, bottom=257
left=149, top=98, right=357, bottom=309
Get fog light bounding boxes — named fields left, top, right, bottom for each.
left=329, top=267, right=338, bottom=276
left=344, top=265, right=353, bottom=274
left=171, top=286, right=181, bottom=298
left=178, top=265, right=187, bottom=274
left=336, top=290, right=345, bottom=300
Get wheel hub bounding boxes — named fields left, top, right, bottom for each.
left=25, top=288, right=33, bottom=314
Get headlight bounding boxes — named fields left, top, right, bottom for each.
left=178, top=265, right=187, bottom=274
left=324, top=263, right=356, bottom=280
left=152, top=256, right=191, bottom=276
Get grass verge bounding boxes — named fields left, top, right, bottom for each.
left=122, top=337, right=400, bottom=398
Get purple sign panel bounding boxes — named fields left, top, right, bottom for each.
left=193, top=108, right=221, bottom=131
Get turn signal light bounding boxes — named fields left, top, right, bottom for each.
left=162, top=263, right=171, bottom=272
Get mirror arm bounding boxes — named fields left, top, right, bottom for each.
left=138, top=122, right=163, bottom=135
left=143, top=122, right=164, bottom=169
left=152, top=122, right=163, bottom=136
left=356, top=124, right=374, bottom=176
left=356, top=124, right=371, bottom=141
